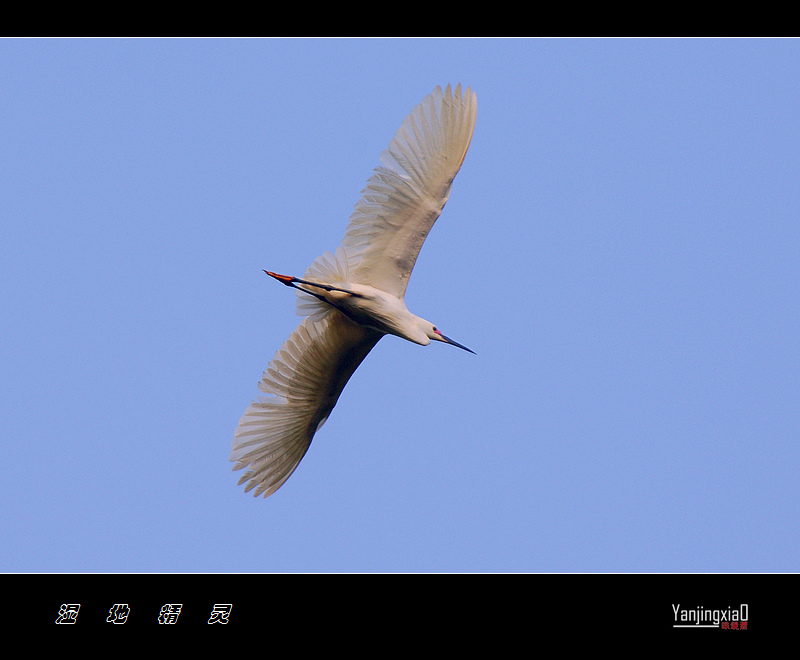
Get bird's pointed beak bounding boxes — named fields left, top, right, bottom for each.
left=434, top=329, right=475, bottom=354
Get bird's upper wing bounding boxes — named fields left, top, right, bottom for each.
left=231, top=312, right=382, bottom=498
left=338, top=84, right=477, bottom=298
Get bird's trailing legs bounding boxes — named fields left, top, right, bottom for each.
left=264, top=270, right=366, bottom=298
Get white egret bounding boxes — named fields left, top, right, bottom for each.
left=231, top=84, right=477, bottom=498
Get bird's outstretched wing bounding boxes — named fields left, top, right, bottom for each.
left=231, top=312, right=382, bottom=497
left=328, top=84, right=477, bottom=299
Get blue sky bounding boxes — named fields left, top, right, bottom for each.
left=2, top=38, right=798, bottom=573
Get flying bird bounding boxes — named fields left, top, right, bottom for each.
left=231, top=84, right=477, bottom=497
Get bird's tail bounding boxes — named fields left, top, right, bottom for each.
left=295, top=246, right=351, bottom=322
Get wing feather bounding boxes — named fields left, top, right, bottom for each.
left=231, top=312, right=382, bottom=497
left=338, top=84, right=477, bottom=298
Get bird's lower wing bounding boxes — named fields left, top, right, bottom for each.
left=231, top=312, right=382, bottom=498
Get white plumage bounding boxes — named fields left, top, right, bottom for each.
left=232, top=84, right=477, bottom=498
